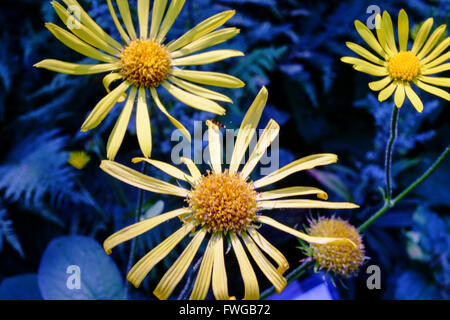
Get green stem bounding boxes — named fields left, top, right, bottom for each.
left=359, top=145, right=449, bottom=231
left=385, top=105, right=399, bottom=204
left=123, top=162, right=148, bottom=299
left=260, top=261, right=312, bottom=300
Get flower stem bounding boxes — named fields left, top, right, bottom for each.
left=385, top=105, right=399, bottom=204
left=358, top=145, right=449, bottom=232
left=123, top=161, right=148, bottom=299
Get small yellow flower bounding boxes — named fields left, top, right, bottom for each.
left=307, top=217, right=365, bottom=277
left=342, top=9, right=449, bottom=112
left=68, top=150, right=91, bottom=169
left=100, top=87, right=359, bottom=300
left=35, top=0, right=245, bottom=160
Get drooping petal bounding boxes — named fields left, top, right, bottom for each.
left=103, top=207, right=190, bottom=254
left=257, top=199, right=359, bottom=210
left=127, top=222, right=195, bottom=288
left=189, top=237, right=214, bottom=300
left=33, top=59, right=119, bottom=75
left=137, top=0, right=150, bottom=39
left=206, top=120, right=222, bottom=174
left=404, top=83, right=424, bottom=113
left=136, top=87, right=152, bottom=158
left=168, top=76, right=232, bottom=102
left=106, top=87, right=137, bottom=160
left=102, top=72, right=124, bottom=94
left=241, top=233, right=286, bottom=294
left=257, top=186, right=328, bottom=201
left=417, top=25, right=447, bottom=60
left=150, top=0, right=168, bottom=40
left=248, top=229, right=289, bottom=274
left=253, top=154, right=337, bottom=189
left=167, top=10, right=236, bottom=52
left=212, top=234, right=235, bottom=300
left=100, top=160, right=190, bottom=197
left=172, top=49, right=244, bottom=66
left=45, top=23, right=119, bottom=63
left=81, top=81, right=130, bottom=131
left=170, top=69, right=245, bottom=88
left=107, top=0, right=130, bottom=42
left=368, top=76, right=392, bottom=91
left=132, top=157, right=193, bottom=183
left=411, top=17, right=434, bottom=54
left=240, top=119, right=280, bottom=180
left=416, top=80, right=450, bottom=101
left=397, top=9, right=409, bottom=52
left=229, top=87, right=268, bottom=174
left=116, top=0, right=137, bottom=40
left=171, top=28, right=241, bottom=59
left=153, top=228, right=207, bottom=300
left=230, top=233, right=259, bottom=300
left=394, top=82, right=406, bottom=107
left=162, top=81, right=226, bottom=115
left=156, top=0, right=186, bottom=42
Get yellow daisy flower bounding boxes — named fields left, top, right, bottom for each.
left=341, top=9, right=449, bottom=112
left=35, top=0, right=245, bottom=159
left=100, top=87, right=359, bottom=300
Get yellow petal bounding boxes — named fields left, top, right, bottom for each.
left=256, top=215, right=357, bottom=247
left=258, top=186, right=328, bottom=201
left=149, top=87, right=191, bottom=142
left=167, top=10, right=236, bottom=52
left=103, top=207, right=190, bottom=254
left=107, top=0, right=130, bottom=42
left=417, top=25, right=447, bottom=60
left=230, top=233, right=259, bottom=300
left=257, top=199, right=359, bottom=210
left=170, top=68, right=245, bottom=88
left=180, top=157, right=202, bottom=182
left=418, top=76, right=450, bottom=87
left=136, top=87, right=152, bottom=158
left=240, top=119, right=280, bottom=179
left=212, top=234, right=235, bottom=300
left=150, top=0, right=168, bottom=40
left=127, top=222, right=195, bottom=288
left=162, top=81, right=225, bottom=115
left=62, top=0, right=123, bottom=50
left=168, top=76, right=232, bottom=103
left=189, top=237, right=214, bottom=300
left=172, top=49, right=244, bottom=66
left=404, top=83, right=424, bottom=113
left=106, top=87, right=137, bottom=160
left=345, top=42, right=386, bottom=65
left=248, top=228, right=289, bottom=274
left=354, top=20, right=385, bottom=57
left=100, top=160, right=190, bottom=197
left=411, top=17, right=434, bottom=54
left=171, top=28, right=240, bottom=59
left=132, top=157, right=193, bottom=182
left=397, top=9, right=409, bottom=52
left=33, top=59, right=119, bottom=75
left=153, top=228, right=206, bottom=300
left=229, top=86, right=268, bottom=174
left=253, top=153, right=337, bottom=189
left=421, top=63, right=450, bottom=75
left=156, top=0, right=185, bottom=43
left=416, top=80, right=450, bottom=101
left=137, top=0, right=150, bottom=39
left=394, top=82, right=406, bottom=107
left=381, top=11, right=398, bottom=54
left=353, top=65, right=389, bottom=77
left=81, top=81, right=130, bottom=131
left=45, top=23, right=119, bottom=63
left=421, top=38, right=450, bottom=67
left=102, top=72, right=123, bottom=93
left=368, top=76, right=392, bottom=91
left=116, top=0, right=137, bottom=40
left=206, top=120, right=222, bottom=174
left=241, top=233, right=286, bottom=294
left=375, top=14, right=391, bottom=56
left=378, top=81, right=397, bottom=102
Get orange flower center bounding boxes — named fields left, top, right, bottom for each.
left=388, top=51, right=421, bottom=82
left=119, top=39, right=171, bottom=88
left=187, top=170, right=258, bottom=233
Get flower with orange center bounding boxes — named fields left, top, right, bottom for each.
left=100, top=87, right=359, bottom=300
left=35, top=0, right=245, bottom=160
left=341, top=9, right=449, bottom=112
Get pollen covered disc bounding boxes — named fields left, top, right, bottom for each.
left=119, top=39, right=172, bottom=88
left=187, top=170, right=258, bottom=233
left=388, top=51, right=421, bottom=82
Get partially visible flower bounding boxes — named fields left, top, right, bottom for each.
left=35, top=0, right=244, bottom=160
left=68, top=150, right=91, bottom=169
left=342, top=9, right=449, bottom=113
left=100, top=87, right=359, bottom=300
left=306, top=217, right=365, bottom=277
